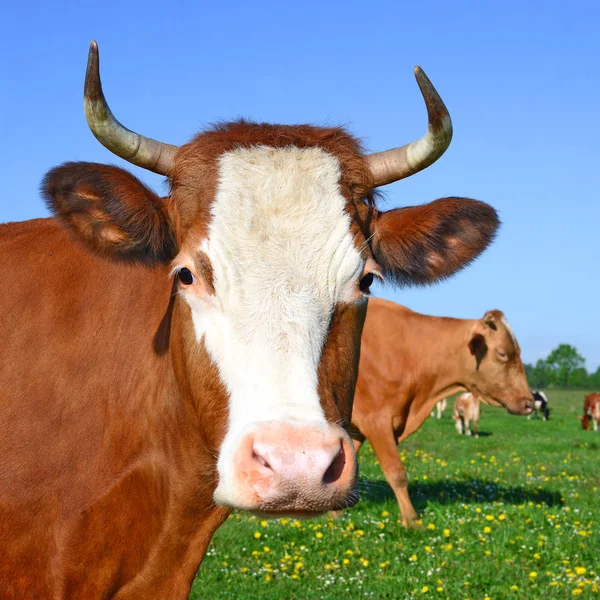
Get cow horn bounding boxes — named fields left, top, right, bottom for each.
left=367, top=67, right=453, bottom=187
left=84, top=41, right=177, bottom=176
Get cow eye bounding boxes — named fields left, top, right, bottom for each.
left=359, top=273, right=375, bottom=294
left=496, top=348, right=508, bottom=362
left=178, top=267, right=195, bottom=286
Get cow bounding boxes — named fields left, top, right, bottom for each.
left=350, top=298, right=533, bottom=526
left=431, top=398, right=448, bottom=419
left=0, top=42, right=501, bottom=598
left=453, top=392, right=481, bottom=436
left=528, top=389, right=550, bottom=420
left=580, top=393, right=600, bottom=431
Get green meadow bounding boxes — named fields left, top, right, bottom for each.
left=191, top=390, right=600, bottom=599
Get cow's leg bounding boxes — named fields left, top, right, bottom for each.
left=594, top=419, right=599, bottom=432
left=367, top=423, right=419, bottom=527
left=465, top=418, right=472, bottom=436
left=473, top=419, right=479, bottom=438
left=454, top=416, right=462, bottom=435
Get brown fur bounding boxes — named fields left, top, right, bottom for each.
left=2, top=121, right=500, bottom=597
left=351, top=298, right=532, bottom=526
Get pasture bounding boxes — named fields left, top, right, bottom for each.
left=192, top=390, right=599, bottom=599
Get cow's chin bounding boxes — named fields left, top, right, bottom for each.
left=213, top=478, right=359, bottom=517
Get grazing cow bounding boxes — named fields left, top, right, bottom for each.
left=528, top=389, right=550, bottom=421
left=580, top=393, right=600, bottom=431
left=431, top=398, right=448, bottom=419
left=0, top=43, right=500, bottom=598
left=351, top=299, right=533, bottom=526
left=453, top=392, right=481, bottom=436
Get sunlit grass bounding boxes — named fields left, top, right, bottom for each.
left=191, top=390, right=600, bottom=599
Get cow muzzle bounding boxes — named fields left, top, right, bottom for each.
left=214, top=421, right=358, bottom=515
left=505, top=396, right=534, bottom=416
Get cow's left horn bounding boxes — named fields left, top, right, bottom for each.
left=367, top=67, right=453, bottom=187
left=84, top=41, right=178, bottom=176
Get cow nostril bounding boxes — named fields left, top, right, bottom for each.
left=252, top=449, right=272, bottom=471
left=322, top=442, right=346, bottom=485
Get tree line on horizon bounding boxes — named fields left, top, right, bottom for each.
left=524, top=344, right=600, bottom=390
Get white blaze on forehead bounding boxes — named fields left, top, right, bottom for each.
left=182, top=145, right=364, bottom=459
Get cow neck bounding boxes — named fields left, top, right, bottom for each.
left=412, top=313, right=476, bottom=407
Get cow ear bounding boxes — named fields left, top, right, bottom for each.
left=370, top=198, right=499, bottom=285
left=468, top=321, right=489, bottom=371
left=42, top=162, right=177, bottom=264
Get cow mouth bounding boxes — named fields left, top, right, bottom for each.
left=473, top=387, right=533, bottom=416
left=249, top=488, right=359, bottom=519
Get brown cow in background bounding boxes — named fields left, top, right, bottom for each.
left=580, top=393, right=600, bottom=430
left=453, top=391, right=482, bottom=436
left=350, top=298, right=533, bottom=526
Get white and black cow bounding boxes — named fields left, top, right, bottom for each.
left=528, top=390, right=550, bottom=420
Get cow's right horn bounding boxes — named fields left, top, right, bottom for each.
left=84, top=41, right=178, bottom=176
left=367, top=66, right=453, bottom=188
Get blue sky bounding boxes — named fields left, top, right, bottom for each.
left=2, top=0, right=598, bottom=370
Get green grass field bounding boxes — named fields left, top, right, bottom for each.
left=190, top=390, right=599, bottom=599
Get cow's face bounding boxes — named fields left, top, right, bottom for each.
left=43, top=43, right=503, bottom=515
left=43, top=123, right=500, bottom=514
left=466, top=310, right=533, bottom=415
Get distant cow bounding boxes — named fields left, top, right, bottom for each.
left=453, top=392, right=481, bottom=436
left=351, top=299, right=533, bottom=526
left=431, top=398, right=448, bottom=419
left=580, top=393, right=600, bottom=431
left=528, top=389, right=550, bottom=420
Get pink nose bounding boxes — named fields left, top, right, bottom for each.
left=234, top=422, right=357, bottom=513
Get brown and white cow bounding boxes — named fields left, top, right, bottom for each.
left=453, top=391, right=481, bottom=436
left=350, top=298, right=532, bottom=526
left=580, top=393, right=600, bottom=430
left=0, top=42, right=500, bottom=598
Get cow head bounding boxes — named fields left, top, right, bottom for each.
left=579, top=415, right=591, bottom=430
left=466, top=310, right=533, bottom=415
left=42, top=42, right=499, bottom=515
